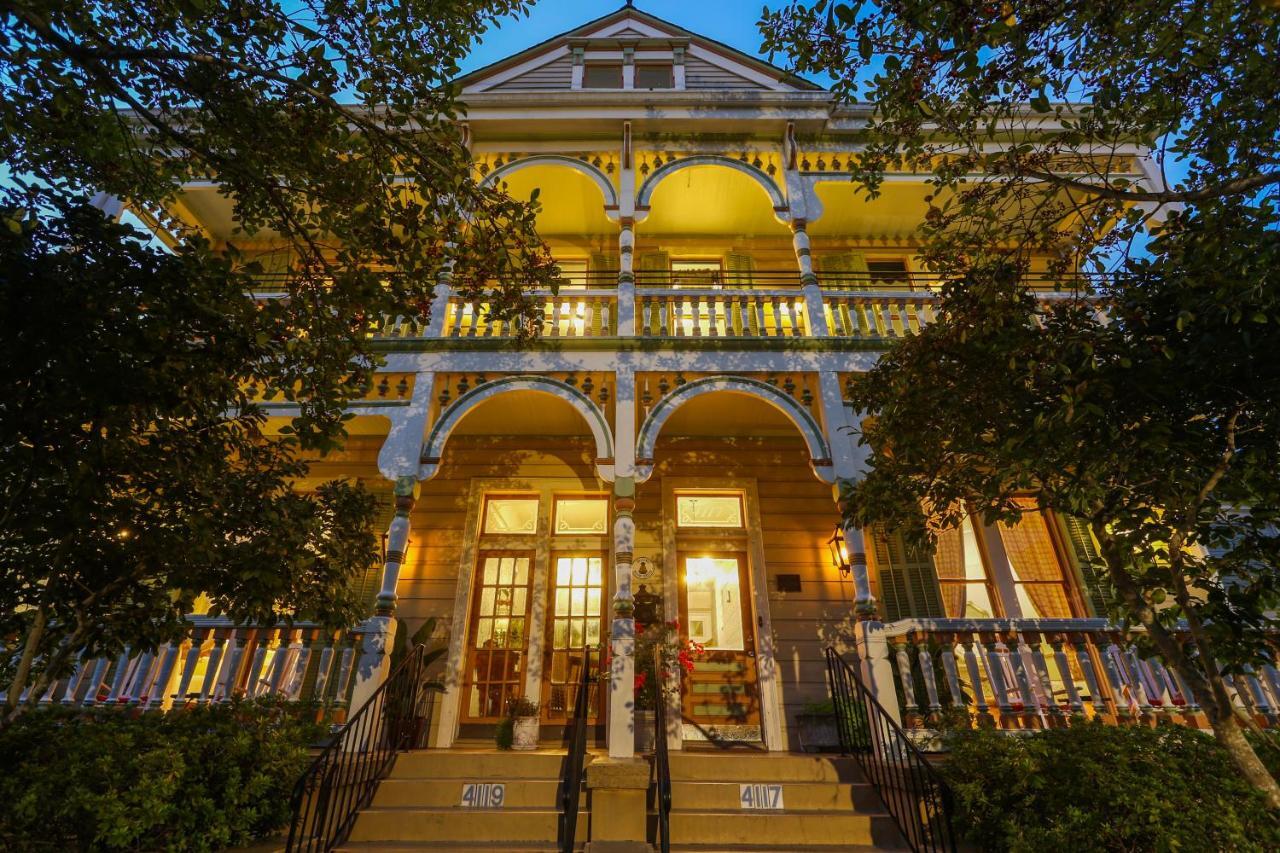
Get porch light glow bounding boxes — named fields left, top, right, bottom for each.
left=827, top=525, right=851, bottom=578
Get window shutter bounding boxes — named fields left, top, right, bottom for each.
left=724, top=252, right=756, bottom=286
left=1061, top=515, right=1114, bottom=617
left=637, top=251, right=670, bottom=284
left=816, top=253, right=870, bottom=287
left=589, top=252, right=619, bottom=277
left=872, top=526, right=944, bottom=621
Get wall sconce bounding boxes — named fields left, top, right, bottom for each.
left=827, top=524, right=851, bottom=579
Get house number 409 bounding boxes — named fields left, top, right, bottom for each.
left=739, top=783, right=783, bottom=810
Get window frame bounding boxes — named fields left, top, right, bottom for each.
left=583, top=63, right=623, bottom=89
left=480, top=493, right=541, bottom=537
left=674, top=491, right=746, bottom=530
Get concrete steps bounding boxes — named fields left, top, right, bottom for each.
left=340, top=750, right=591, bottom=851
left=660, top=753, right=906, bottom=851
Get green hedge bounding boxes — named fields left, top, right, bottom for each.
left=940, top=722, right=1280, bottom=853
left=0, top=700, right=327, bottom=852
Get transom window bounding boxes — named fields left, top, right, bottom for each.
left=554, top=497, right=609, bottom=535
left=676, top=494, right=744, bottom=529
left=482, top=496, right=540, bottom=535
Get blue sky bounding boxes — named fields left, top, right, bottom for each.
left=457, top=1, right=828, bottom=84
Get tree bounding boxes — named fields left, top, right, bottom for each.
left=760, top=0, right=1280, bottom=273
left=0, top=205, right=381, bottom=723
left=760, top=0, right=1280, bottom=806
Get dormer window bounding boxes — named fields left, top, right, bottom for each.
left=635, top=63, right=673, bottom=89
left=583, top=63, right=623, bottom=88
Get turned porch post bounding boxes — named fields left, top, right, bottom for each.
left=607, top=365, right=638, bottom=758
left=792, top=220, right=829, bottom=336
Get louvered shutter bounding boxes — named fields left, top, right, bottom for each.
left=637, top=251, right=670, bottom=285
left=1061, top=515, right=1115, bottom=617
left=816, top=253, right=870, bottom=288
left=724, top=252, right=756, bottom=286
left=872, top=526, right=945, bottom=621
left=589, top=252, right=619, bottom=278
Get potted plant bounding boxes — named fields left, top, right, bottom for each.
left=633, top=620, right=704, bottom=752
left=507, top=697, right=541, bottom=751
left=796, top=699, right=840, bottom=753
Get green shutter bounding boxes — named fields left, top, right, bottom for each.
left=637, top=251, right=670, bottom=284
left=589, top=252, right=619, bottom=276
left=872, top=526, right=944, bottom=621
left=1061, top=515, right=1114, bottom=617
left=724, top=252, right=756, bottom=286
left=816, top=253, right=870, bottom=288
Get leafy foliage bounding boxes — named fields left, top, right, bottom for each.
left=0, top=203, right=379, bottom=714
left=941, top=723, right=1280, bottom=852
left=0, top=700, right=327, bottom=851
left=759, top=0, right=1280, bottom=272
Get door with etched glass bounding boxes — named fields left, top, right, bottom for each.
left=463, top=551, right=533, bottom=721
left=677, top=552, right=761, bottom=741
left=542, top=552, right=605, bottom=723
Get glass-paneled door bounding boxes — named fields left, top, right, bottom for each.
left=542, top=552, right=605, bottom=723
left=463, top=551, right=533, bottom=721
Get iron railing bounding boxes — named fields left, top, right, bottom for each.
left=824, top=647, right=956, bottom=853
left=286, top=645, right=442, bottom=853
left=653, top=645, right=673, bottom=853
left=559, top=645, right=593, bottom=853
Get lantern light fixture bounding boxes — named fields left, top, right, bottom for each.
left=827, top=524, right=851, bottom=579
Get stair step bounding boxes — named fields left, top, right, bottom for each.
left=667, top=780, right=883, bottom=812
left=372, top=778, right=563, bottom=809
left=389, top=750, right=582, bottom=780
left=348, top=807, right=583, bottom=844
left=668, top=753, right=865, bottom=783
left=338, top=845, right=569, bottom=852
left=668, top=810, right=898, bottom=847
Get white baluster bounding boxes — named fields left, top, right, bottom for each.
left=917, top=642, right=942, bottom=717
left=963, top=639, right=990, bottom=718
left=984, top=638, right=1014, bottom=716
left=199, top=637, right=226, bottom=704
left=1050, top=636, right=1084, bottom=715
left=893, top=637, right=918, bottom=719
left=175, top=632, right=206, bottom=705
left=940, top=639, right=965, bottom=711
left=106, top=647, right=133, bottom=704
left=245, top=634, right=271, bottom=698
left=148, top=643, right=182, bottom=709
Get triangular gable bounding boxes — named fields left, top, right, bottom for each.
left=457, top=4, right=821, bottom=94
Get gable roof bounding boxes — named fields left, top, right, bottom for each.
left=456, top=3, right=823, bottom=94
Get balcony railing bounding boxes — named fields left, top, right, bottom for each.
left=9, top=616, right=369, bottom=714
left=874, top=618, right=1280, bottom=731
left=247, top=271, right=1106, bottom=343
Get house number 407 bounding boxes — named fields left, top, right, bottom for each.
left=739, top=783, right=783, bottom=810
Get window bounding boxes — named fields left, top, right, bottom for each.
left=583, top=64, right=623, bottom=88
left=554, top=497, right=609, bottom=535
left=670, top=259, right=722, bottom=288
left=867, top=259, right=910, bottom=285
left=635, top=63, right=673, bottom=89
left=933, top=519, right=999, bottom=619
left=554, top=259, right=588, bottom=289
left=676, top=494, right=744, bottom=529
left=997, top=498, right=1077, bottom=618
left=482, top=496, right=540, bottom=535
left=684, top=556, right=745, bottom=649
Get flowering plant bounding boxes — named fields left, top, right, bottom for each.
left=633, top=620, right=704, bottom=711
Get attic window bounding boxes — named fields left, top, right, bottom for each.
left=584, top=64, right=623, bottom=88
left=635, top=64, right=673, bottom=89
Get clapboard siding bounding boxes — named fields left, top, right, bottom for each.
left=489, top=54, right=574, bottom=91
left=684, top=55, right=765, bottom=90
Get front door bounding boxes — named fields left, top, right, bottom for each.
left=677, top=552, right=762, bottom=742
left=462, top=551, right=533, bottom=722
left=541, top=551, right=606, bottom=724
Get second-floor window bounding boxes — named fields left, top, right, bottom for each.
left=670, top=259, right=722, bottom=287
left=635, top=63, right=673, bottom=89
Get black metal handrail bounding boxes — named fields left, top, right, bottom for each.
left=653, top=644, right=672, bottom=853
left=824, top=647, right=956, bottom=853
left=286, top=644, right=442, bottom=853
left=559, top=645, right=593, bottom=853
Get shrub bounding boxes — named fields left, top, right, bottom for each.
left=0, top=699, right=326, bottom=851
left=940, top=722, right=1280, bottom=852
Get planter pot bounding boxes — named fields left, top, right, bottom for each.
left=512, top=716, right=540, bottom=751
left=796, top=713, right=840, bottom=753
left=634, top=709, right=657, bottom=753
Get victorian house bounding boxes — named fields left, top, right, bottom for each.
left=47, top=5, right=1277, bottom=851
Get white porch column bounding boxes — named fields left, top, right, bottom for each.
left=608, top=367, right=638, bottom=758
left=349, top=475, right=418, bottom=711
left=854, top=620, right=901, bottom=723
left=838, top=513, right=878, bottom=622
left=617, top=218, right=636, bottom=336
left=793, top=220, right=829, bottom=336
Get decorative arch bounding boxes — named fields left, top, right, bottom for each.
left=419, top=375, right=616, bottom=481
left=634, top=375, right=833, bottom=483
left=480, top=154, right=620, bottom=210
left=635, top=155, right=788, bottom=213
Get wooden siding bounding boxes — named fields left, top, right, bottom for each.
left=683, top=56, right=764, bottom=90
left=489, top=54, right=575, bottom=91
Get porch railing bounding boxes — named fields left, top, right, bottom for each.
left=877, top=618, right=1280, bottom=730
left=10, top=616, right=368, bottom=713
left=636, top=288, right=808, bottom=338
left=286, top=643, right=442, bottom=853
left=825, top=647, right=957, bottom=853
left=558, top=644, right=593, bottom=853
